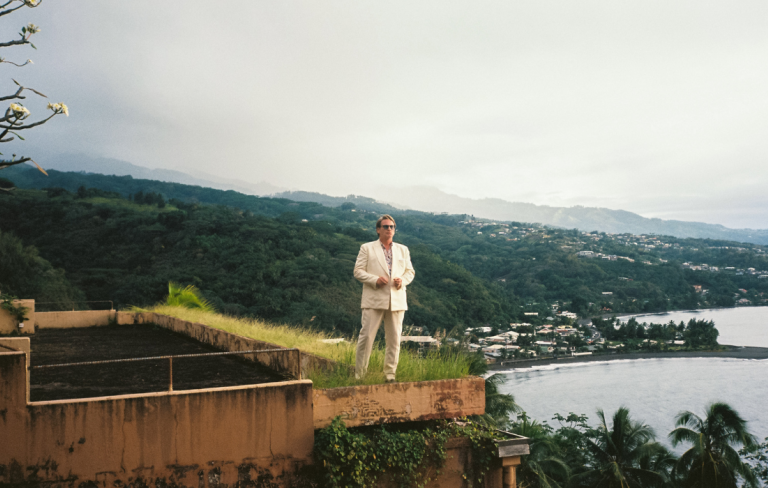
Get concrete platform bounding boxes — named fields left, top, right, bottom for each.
left=313, top=376, right=486, bottom=428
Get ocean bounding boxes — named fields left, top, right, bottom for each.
left=497, top=306, right=768, bottom=448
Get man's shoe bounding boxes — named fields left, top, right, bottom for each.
left=385, top=377, right=396, bottom=383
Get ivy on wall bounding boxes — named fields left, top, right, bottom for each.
left=313, top=417, right=500, bottom=488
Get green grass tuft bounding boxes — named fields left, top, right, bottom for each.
left=143, top=305, right=472, bottom=388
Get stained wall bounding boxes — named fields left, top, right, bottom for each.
left=0, top=348, right=315, bottom=487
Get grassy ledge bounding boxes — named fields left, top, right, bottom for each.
left=143, top=306, right=473, bottom=388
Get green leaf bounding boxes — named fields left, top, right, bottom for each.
left=31, top=43, right=37, bottom=50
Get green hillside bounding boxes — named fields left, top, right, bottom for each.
left=2, top=166, right=767, bottom=334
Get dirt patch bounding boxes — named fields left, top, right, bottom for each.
left=29, top=324, right=286, bottom=401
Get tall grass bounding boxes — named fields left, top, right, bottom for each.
left=144, top=305, right=473, bottom=388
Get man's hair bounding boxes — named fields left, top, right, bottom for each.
left=376, top=214, right=396, bottom=228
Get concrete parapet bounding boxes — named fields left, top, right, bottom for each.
left=0, top=351, right=315, bottom=486
left=313, top=376, right=486, bottom=428
left=35, top=309, right=116, bottom=329
left=144, top=312, right=339, bottom=379
left=0, top=299, right=35, bottom=334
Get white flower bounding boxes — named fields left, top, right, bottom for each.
left=10, top=103, right=30, bottom=118
left=24, top=0, right=40, bottom=6
left=47, top=102, right=69, bottom=116
left=25, top=23, right=41, bottom=34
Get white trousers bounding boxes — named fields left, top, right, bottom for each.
left=355, top=308, right=404, bottom=380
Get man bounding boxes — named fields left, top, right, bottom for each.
left=353, top=214, right=415, bottom=382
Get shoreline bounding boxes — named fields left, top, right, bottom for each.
left=488, top=345, right=768, bottom=370
left=596, top=305, right=768, bottom=322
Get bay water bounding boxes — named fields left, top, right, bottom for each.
left=497, top=307, right=768, bottom=448
left=619, top=306, right=768, bottom=348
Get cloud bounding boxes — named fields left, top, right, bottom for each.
left=9, top=0, right=768, bottom=228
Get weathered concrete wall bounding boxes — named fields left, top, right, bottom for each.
left=0, top=299, right=35, bottom=334
left=0, top=336, right=30, bottom=355
left=0, top=351, right=315, bottom=487
left=35, top=310, right=116, bottom=329
left=313, top=376, right=486, bottom=428
left=142, top=312, right=341, bottom=380
left=371, top=437, right=503, bottom=488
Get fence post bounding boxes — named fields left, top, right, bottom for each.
left=168, top=357, right=173, bottom=392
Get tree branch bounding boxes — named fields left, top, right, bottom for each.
left=0, top=86, right=25, bottom=102
left=0, top=157, right=47, bottom=175
left=0, top=112, right=56, bottom=133
left=0, top=156, right=31, bottom=170
left=0, top=4, right=24, bottom=18
left=1, top=58, right=32, bottom=67
left=0, top=38, right=28, bottom=48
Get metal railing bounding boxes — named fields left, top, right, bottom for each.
left=34, top=300, right=115, bottom=311
left=30, top=348, right=299, bottom=391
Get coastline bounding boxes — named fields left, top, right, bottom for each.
left=597, top=304, right=768, bottom=322
left=488, top=345, right=768, bottom=370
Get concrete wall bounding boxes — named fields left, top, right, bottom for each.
left=35, top=310, right=117, bottom=329
left=0, top=299, right=35, bottom=334
left=0, top=350, right=315, bottom=487
left=313, top=376, right=486, bottom=428
left=369, top=437, right=504, bottom=488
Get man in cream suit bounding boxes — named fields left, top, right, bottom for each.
left=353, top=214, right=415, bottom=382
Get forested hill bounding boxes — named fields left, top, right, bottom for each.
left=1, top=166, right=767, bottom=335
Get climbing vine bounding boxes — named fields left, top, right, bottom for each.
left=314, top=417, right=500, bottom=488
left=0, top=293, right=29, bottom=325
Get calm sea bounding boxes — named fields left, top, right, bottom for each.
left=619, top=306, right=768, bottom=348
left=497, top=307, right=768, bottom=448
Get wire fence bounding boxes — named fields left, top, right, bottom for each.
left=34, top=300, right=115, bottom=312
left=30, top=348, right=299, bottom=391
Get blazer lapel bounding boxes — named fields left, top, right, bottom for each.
left=372, top=241, right=389, bottom=275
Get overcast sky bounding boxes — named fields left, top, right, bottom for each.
left=8, top=1, right=768, bottom=228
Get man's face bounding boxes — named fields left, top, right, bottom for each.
left=377, top=219, right=395, bottom=240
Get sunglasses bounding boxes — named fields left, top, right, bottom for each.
left=380, top=225, right=395, bottom=229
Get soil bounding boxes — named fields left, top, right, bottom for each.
left=29, top=324, right=287, bottom=401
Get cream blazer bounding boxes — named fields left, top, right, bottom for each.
left=353, top=240, right=415, bottom=311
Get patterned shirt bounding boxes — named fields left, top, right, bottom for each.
left=381, top=243, right=393, bottom=276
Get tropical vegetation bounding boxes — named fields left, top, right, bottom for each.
left=1, top=171, right=767, bottom=337
left=503, top=403, right=761, bottom=488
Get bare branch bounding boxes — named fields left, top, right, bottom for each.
left=0, top=156, right=31, bottom=170
left=0, top=3, right=24, bottom=18
left=1, top=58, right=31, bottom=67
left=0, top=38, right=28, bottom=48
left=0, top=157, right=47, bottom=176
left=12, top=79, right=47, bottom=97
left=0, top=86, right=25, bottom=101
left=0, top=111, right=56, bottom=132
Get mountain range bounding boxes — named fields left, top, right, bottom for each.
left=10, top=154, right=768, bottom=245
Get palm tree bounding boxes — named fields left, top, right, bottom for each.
left=511, top=413, right=570, bottom=488
left=669, top=402, right=758, bottom=488
left=483, top=374, right=522, bottom=429
left=576, top=407, right=670, bottom=488
left=165, top=282, right=215, bottom=312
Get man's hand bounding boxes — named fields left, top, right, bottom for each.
left=376, top=276, right=389, bottom=287
left=393, top=277, right=403, bottom=290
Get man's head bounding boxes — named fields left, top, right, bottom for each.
left=376, top=214, right=396, bottom=241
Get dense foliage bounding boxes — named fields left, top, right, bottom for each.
left=2, top=166, right=768, bottom=334
left=0, top=229, right=85, bottom=310
left=509, top=403, right=759, bottom=488
left=591, top=317, right=720, bottom=351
